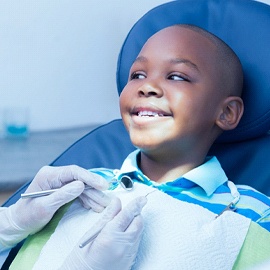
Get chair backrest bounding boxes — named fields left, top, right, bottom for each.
left=3, top=0, right=270, bottom=208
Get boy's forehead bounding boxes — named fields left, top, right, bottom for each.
left=143, top=26, right=214, bottom=51
left=137, top=25, right=218, bottom=66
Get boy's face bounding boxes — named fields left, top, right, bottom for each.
left=120, top=26, right=227, bottom=157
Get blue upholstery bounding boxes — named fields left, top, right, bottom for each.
left=1, top=0, right=270, bottom=267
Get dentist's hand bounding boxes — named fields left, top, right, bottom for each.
left=60, top=196, right=147, bottom=270
left=0, top=165, right=110, bottom=251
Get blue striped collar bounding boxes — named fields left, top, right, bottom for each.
left=120, top=150, right=228, bottom=196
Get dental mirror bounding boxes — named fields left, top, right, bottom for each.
left=119, top=175, right=134, bottom=191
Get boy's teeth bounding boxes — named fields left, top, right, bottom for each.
left=138, top=111, right=164, bottom=117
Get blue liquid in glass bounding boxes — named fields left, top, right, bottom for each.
left=6, top=125, right=28, bottom=138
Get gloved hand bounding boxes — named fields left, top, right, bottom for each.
left=0, top=165, right=110, bottom=251
left=59, top=196, right=147, bottom=270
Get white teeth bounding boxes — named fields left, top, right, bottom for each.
left=138, top=111, right=164, bottom=117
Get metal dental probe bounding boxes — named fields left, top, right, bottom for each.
left=21, top=176, right=134, bottom=199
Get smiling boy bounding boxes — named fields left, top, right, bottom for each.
left=119, top=24, right=269, bottom=230
left=120, top=24, right=243, bottom=180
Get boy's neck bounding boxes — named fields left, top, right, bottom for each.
left=139, top=151, right=205, bottom=183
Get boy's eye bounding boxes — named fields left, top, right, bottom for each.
left=168, top=74, right=188, bottom=81
left=130, top=72, right=146, bottom=80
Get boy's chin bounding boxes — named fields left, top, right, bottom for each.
left=131, top=137, right=158, bottom=152
left=132, top=142, right=165, bottom=157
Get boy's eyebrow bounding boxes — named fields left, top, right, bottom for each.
left=170, top=58, right=199, bottom=72
left=133, top=56, right=147, bottom=63
left=133, top=56, right=199, bottom=72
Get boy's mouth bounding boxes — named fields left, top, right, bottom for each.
left=132, top=106, right=171, bottom=118
left=137, top=111, right=165, bottom=117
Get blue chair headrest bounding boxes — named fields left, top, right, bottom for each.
left=116, top=0, right=270, bottom=143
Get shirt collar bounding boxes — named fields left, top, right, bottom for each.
left=120, top=149, right=228, bottom=196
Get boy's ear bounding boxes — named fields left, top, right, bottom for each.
left=216, top=96, right=244, bottom=131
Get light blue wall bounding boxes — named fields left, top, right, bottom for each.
left=0, top=0, right=168, bottom=132
left=0, top=0, right=269, bottom=132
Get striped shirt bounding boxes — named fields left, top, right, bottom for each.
left=91, top=149, right=270, bottom=232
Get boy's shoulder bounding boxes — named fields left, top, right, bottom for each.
left=236, top=184, right=270, bottom=231
left=236, top=184, right=270, bottom=203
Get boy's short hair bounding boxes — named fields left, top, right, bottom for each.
left=176, top=24, right=243, bottom=97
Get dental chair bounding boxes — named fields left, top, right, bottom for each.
left=2, top=0, right=270, bottom=267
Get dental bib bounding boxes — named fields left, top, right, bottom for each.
left=33, top=183, right=250, bottom=270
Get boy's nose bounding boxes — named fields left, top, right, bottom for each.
left=138, top=83, right=163, bottom=97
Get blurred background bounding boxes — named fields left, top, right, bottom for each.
left=0, top=0, right=170, bottom=133
left=0, top=0, right=269, bottom=202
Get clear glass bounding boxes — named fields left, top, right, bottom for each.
left=3, top=107, right=29, bottom=139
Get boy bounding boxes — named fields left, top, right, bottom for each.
left=118, top=24, right=269, bottom=230
left=1, top=25, right=270, bottom=269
